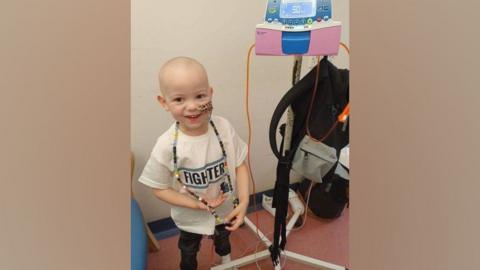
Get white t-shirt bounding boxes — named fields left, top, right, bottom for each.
left=138, top=115, right=248, bottom=235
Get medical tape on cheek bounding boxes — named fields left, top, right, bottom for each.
left=197, top=101, right=213, bottom=114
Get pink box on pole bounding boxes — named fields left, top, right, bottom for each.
left=255, top=21, right=342, bottom=56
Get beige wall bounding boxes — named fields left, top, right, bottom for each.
left=131, top=1, right=350, bottom=222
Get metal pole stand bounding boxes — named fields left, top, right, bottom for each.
left=211, top=56, right=347, bottom=270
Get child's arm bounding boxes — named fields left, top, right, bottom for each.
left=153, top=188, right=227, bottom=210
left=225, top=161, right=250, bottom=231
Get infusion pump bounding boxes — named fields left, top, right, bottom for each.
left=255, top=0, right=342, bottom=56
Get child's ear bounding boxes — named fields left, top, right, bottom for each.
left=157, top=95, right=169, bottom=111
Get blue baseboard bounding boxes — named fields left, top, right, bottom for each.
left=148, top=183, right=299, bottom=240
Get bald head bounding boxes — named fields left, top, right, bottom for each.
left=158, top=57, right=209, bottom=95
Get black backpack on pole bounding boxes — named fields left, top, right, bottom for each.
left=268, top=56, right=349, bottom=265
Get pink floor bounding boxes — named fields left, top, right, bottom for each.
left=148, top=207, right=349, bottom=270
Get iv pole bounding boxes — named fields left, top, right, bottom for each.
left=211, top=56, right=347, bottom=270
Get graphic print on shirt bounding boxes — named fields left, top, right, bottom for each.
left=178, top=157, right=226, bottom=189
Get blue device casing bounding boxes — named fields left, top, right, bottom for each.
left=282, top=31, right=311, bottom=54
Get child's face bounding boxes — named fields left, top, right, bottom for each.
left=158, top=67, right=213, bottom=136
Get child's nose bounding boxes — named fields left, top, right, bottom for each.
left=186, top=100, right=198, bottom=111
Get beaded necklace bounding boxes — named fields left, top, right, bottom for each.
left=172, top=119, right=239, bottom=225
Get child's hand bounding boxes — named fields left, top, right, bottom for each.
left=206, top=191, right=228, bottom=208
left=196, top=192, right=228, bottom=210
left=224, top=203, right=247, bottom=231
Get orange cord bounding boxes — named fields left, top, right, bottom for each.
left=339, top=42, right=350, bottom=55
left=245, top=43, right=260, bottom=237
left=338, top=103, right=349, bottom=122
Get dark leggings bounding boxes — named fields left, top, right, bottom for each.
left=178, top=225, right=231, bottom=270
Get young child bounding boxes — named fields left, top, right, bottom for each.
left=138, top=56, right=250, bottom=270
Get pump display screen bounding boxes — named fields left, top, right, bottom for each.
left=279, top=0, right=316, bottom=19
